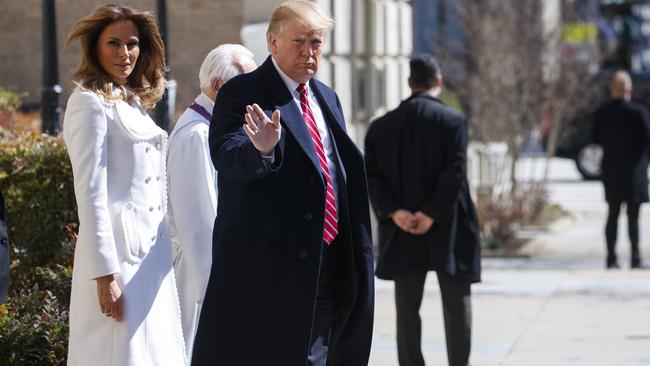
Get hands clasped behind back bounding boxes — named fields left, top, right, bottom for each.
left=243, top=104, right=281, bottom=156
left=391, top=209, right=434, bottom=236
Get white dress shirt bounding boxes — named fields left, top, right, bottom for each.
left=167, top=93, right=217, bottom=362
left=271, top=57, right=340, bottom=198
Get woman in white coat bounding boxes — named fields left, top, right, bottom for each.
left=63, top=5, right=185, bottom=365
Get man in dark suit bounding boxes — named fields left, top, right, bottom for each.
left=365, top=54, right=481, bottom=366
left=593, top=70, right=650, bottom=269
left=191, top=1, right=374, bottom=365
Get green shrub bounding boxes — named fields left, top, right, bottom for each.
left=0, top=130, right=77, bottom=271
left=0, top=89, right=25, bottom=130
left=0, top=128, right=75, bottom=365
left=0, top=89, right=22, bottom=114
left=0, top=270, right=70, bottom=366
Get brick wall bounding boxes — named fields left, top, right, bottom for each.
left=0, top=0, right=244, bottom=116
left=0, top=0, right=413, bottom=140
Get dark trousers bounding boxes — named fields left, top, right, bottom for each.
left=394, top=271, right=472, bottom=366
left=605, top=200, right=641, bottom=263
left=307, top=243, right=335, bottom=366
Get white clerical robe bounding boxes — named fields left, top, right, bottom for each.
left=167, top=93, right=217, bottom=361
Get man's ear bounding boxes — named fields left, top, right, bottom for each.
left=268, top=33, right=277, bottom=54
left=211, top=78, right=221, bottom=95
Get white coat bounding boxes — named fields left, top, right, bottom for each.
left=167, top=93, right=217, bottom=360
left=63, top=88, right=186, bottom=366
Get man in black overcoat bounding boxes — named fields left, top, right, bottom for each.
left=365, top=54, right=481, bottom=366
left=593, top=70, right=650, bottom=269
left=191, top=1, right=374, bottom=365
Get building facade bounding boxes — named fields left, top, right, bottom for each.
left=0, top=0, right=412, bottom=144
left=411, top=0, right=464, bottom=84
left=0, top=0, right=244, bottom=116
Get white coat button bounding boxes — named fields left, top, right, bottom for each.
left=156, top=176, right=161, bottom=181
left=145, top=177, right=151, bottom=184
left=149, top=207, right=154, bottom=212
left=158, top=205, right=162, bottom=211
left=151, top=235, right=156, bottom=241
left=145, top=147, right=151, bottom=153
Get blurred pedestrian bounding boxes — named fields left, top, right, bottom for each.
left=593, top=70, right=650, bottom=269
left=191, top=1, right=374, bottom=365
left=365, top=54, right=481, bottom=366
left=63, top=5, right=186, bottom=365
left=167, top=43, right=256, bottom=362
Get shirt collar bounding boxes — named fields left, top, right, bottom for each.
left=271, top=56, right=310, bottom=97
left=196, top=92, right=215, bottom=112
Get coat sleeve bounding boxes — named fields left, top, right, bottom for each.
left=420, top=116, right=467, bottom=226
left=639, top=107, right=650, bottom=150
left=167, top=125, right=217, bottom=276
left=592, top=110, right=602, bottom=145
left=364, top=124, right=401, bottom=220
left=209, top=81, right=282, bottom=182
left=63, top=91, right=120, bottom=280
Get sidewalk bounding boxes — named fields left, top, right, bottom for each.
left=369, top=211, right=650, bottom=366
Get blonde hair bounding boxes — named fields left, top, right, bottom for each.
left=267, top=0, right=335, bottom=38
left=66, top=4, right=167, bottom=109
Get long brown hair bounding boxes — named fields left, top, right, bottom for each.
left=66, top=4, right=167, bottom=109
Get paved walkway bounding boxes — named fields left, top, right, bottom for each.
left=370, top=208, right=650, bottom=365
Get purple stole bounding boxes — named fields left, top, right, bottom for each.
left=189, top=102, right=212, bottom=121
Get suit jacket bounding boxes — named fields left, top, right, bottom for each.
left=365, top=92, right=481, bottom=283
left=593, top=99, right=650, bottom=203
left=192, top=56, right=374, bottom=366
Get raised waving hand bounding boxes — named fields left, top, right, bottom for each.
left=242, top=103, right=281, bottom=155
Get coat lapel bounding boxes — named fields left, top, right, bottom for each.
left=310, top=80, right=345, bottom=131
left=261, top=57, right=321, bottom=173
left=311, top=80, right=354, bottom=183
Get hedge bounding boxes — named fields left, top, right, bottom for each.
left=0, top=128, right=75, bottom=366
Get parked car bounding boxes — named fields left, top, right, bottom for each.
left=553, top=0, right=650, bottom=179
left=555, top=110, right=604, bottom=180
left=554, top=70, right=650, bottom=180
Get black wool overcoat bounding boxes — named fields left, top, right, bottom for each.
left=365, top=93, right=481, bottom=283
left=191, top=56, right=375, bottom=366
left=593, top=99, right=650, bottom=204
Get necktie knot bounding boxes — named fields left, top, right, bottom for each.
left=297, top=83, right=307, bottom=97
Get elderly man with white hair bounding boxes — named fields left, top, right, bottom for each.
left=167, top=43, right=256, bottom=361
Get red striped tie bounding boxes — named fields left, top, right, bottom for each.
left=297, top=83, right=338, bottom=245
